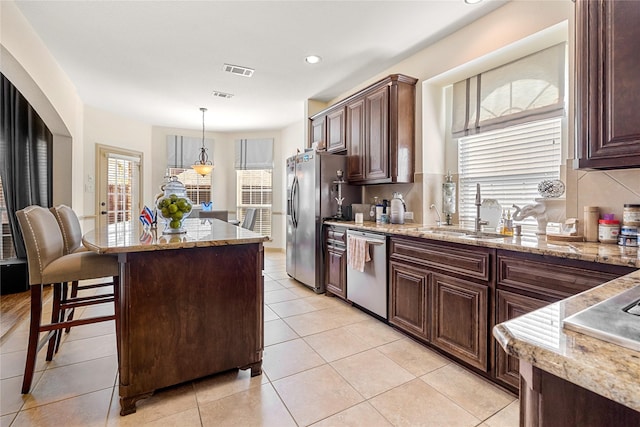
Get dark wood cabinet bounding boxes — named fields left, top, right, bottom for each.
left=495, top=289, right=549, bottom=388
left=389, top=260, right=430, bottom=341
left=575, top=0, right=640, bottom=169
left=431, top=273, right=489, bottom=371
left=324, top=225, right=348, bottom=299
left=389, top=237, right=493, bottom=371
left=326, top=107, right=346, bottom=153
left=346, top=75, right=416, bottom=184
left=492, top=250, right=636, bottom=391
left=310, top=115, right=325, bottom=151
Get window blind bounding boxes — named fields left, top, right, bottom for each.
left=235, top=139, right=274, bottom=170
left=236, top=169, right=272, bottom=236
left=458, top=118, right=562, bottom=234
left=106, top=153, right=140, bottom=225
left=453, top=43, right=566, bottom=137
left=166, top=135, right=214, bottom=169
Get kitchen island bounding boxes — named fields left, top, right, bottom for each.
left=493, top=270, right=640, bottom=426
left=83, top=218, right=268, bottom=416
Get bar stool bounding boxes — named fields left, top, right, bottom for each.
left=16, top=205, right=120, bottom=393
left=50, top=205, right=113, bottom=335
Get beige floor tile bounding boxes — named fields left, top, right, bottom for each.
left=265, top=271, right=291, bottom=280
left=311, top=401, right=393, bottom=427
left=342, top=318, right=404, bottom=347
left=303, top=328, right=374, bottom=362
left=303, top=294, right=348, bottom=310
left=0, top=324, right=30, bottom=354
left=269, top=298, right=321, bottom=318
left=264, top=318, right=299, bottom=346
left=143, top=407, right=202, bottom=427
left=0, top=413, right=17, bottom=427
left=194, top=367, right=267, bottom=405
left=370, top=378, right=480, bottom=427
left=199, top=383, right=296, bottom=427
left=483, top=399, right=520, bottom=427
left=47, top=334, right=117, bottom=369
left=1, top=375, right=30, bottom=416
left=262, top=338, right=324, bottom=380
left=22, top=355, right=118, bottom=410
left=287, top=285, right=317, bottom=298
left=331, top=348, right=415, bottom=398
left=421, top=364, right=516, bottom=420
left=0, top=348, right=47, bottom=380
left=264, top=288, right=299, bottom=304
left=263, top=305, right=279, bottom=322
left=11, top=388, right=112, bottom=427
left=61, top=320, right=116, bottom=343
left=272, top=364, right=364, bottom=426
left=378, top=338, right=450, bottom=376
left=264, top=280, right=286, bottom=292
left=106, top=382, right=198, bottom=426
left=283, top=306, right=369, bottom=337
left=277, top=277, right=304, bottom=289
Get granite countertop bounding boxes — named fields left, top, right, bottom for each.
left=83, top=218, right=268, bottom=254
left=493, top=270, right=640, bottom=412
left=324, top=220, right=640, bottom=268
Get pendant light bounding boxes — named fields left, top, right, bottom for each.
left=192, top=107, right=214, bottom=176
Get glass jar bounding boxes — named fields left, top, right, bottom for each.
left=155, top=176, right=193, bottom=234
left=598, top=219, right=620, bottom=244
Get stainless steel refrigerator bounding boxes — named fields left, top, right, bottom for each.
left=286, top=152, right=361, bottom=293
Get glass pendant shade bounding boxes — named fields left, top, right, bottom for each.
left=192, top=107, right=214, bottom=176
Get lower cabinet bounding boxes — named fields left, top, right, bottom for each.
left=389, top=261, right=430, bottom=341
left=324, top=225, right=348, bottom=299
left=431, top=273, right=488, bottom=371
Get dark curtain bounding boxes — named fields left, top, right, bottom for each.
left=0, top=73, right=53, bottom=259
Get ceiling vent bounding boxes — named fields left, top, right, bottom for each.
left=222, top=63, right=254, bottom=77
left=212, top=91, right=234, bottom=99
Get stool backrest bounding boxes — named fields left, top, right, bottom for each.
left=16, top=205, right=65, bottom=285
left=50, top=205, right=83, bottom=254
left=241, top=208, right=257, bottom=231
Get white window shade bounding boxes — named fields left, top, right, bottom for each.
left=167, top=135, right=214, bottom=169
left=453, top=43, right=566, bottom=137
left=235, top=139, right=274, bottom=170
left=458, top=118, right=562, bottom=234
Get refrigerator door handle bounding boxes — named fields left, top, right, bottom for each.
left=292, top=176, right=298, bottom=228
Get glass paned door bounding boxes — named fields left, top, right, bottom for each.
left=97, top=145, right=142, bottom=228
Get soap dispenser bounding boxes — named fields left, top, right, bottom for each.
left=442, top=171, right=456, bottom=225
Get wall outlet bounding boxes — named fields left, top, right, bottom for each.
left=404, top=211, right=414, bottom=220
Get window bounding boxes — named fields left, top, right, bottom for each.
left=458, top=118, right=562, bottom=233
left=454, top=43, right=566, bottom=234
left=168, top=168, right=211, bottom=205
left=237, top=170, right=272, bottom=236
left=0, top=176, right=15, bottom=259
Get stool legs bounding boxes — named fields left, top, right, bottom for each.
left=22, top=284, right=43, bottom=394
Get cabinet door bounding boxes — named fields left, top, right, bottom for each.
left=346, top=98, right=365, bottom=182
left=310, top=116, right=325, bottom=150
left=431, top=273, right=488, bottom=371
left=326, top=108, right=346, bottom=153
left=364, top=86, right=389, bottom=181
left=575, top=0, right=640, bottom=169
left=495, top=289, right=549, bottom=389
left=325, top=245, right=347, bottom=299
left=389, top=261, right=429, bottom=341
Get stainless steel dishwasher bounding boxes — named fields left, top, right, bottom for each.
left=346, top=230, right=387, bottom=319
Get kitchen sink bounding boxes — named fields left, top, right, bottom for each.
left=415, top=228, right=505, bottom=240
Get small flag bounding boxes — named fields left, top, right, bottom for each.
left=140, top=206, right=155, bottom=227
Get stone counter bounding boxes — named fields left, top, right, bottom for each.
left=324, top=221, right=640, bottom=268
left=83, top=218, right=267, bottom=254
left=493, top=270, right=640, bottom=413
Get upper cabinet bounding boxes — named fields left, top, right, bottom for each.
left=575, top=0, right=640, bottom=169
left=309, top=74, right=417, bottom=183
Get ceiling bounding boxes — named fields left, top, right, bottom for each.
left=15, top=0, right=507, bottom=132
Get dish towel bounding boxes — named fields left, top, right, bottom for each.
left=347, top=235, right=371, bottom=273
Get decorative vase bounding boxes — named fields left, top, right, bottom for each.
left=155, top=176, right=193, bottom=234
left=538, top=179, right=565, bottom=198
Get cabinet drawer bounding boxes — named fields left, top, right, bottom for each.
left=390, top=237, right=491, bottom=281
left=326, top=227, right=347, bottom=245
left=496, top=252, right=630, bottom=300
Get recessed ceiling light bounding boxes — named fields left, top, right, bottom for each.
left=465, top=0, right=483, bottom=4
left=305, top=55, right=322, bottom=64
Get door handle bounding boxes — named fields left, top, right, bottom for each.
left=100, top=211, right=107, bottom=215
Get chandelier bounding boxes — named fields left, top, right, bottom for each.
left=192, top=107, right=214, bottom=176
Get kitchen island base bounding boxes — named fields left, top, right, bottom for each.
left=117, top=243, right=264, bottom=416
left=519, top=361, right=640, bottom=427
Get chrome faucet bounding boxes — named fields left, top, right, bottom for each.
left=475, top=183, right=489, bottom=232
left=430, top=204, right=442, bottom=226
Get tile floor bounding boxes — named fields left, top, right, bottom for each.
left=0, top=250, right=519, bottom=426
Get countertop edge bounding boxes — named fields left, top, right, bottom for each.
left=324, top=221, right=640, bottom=268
